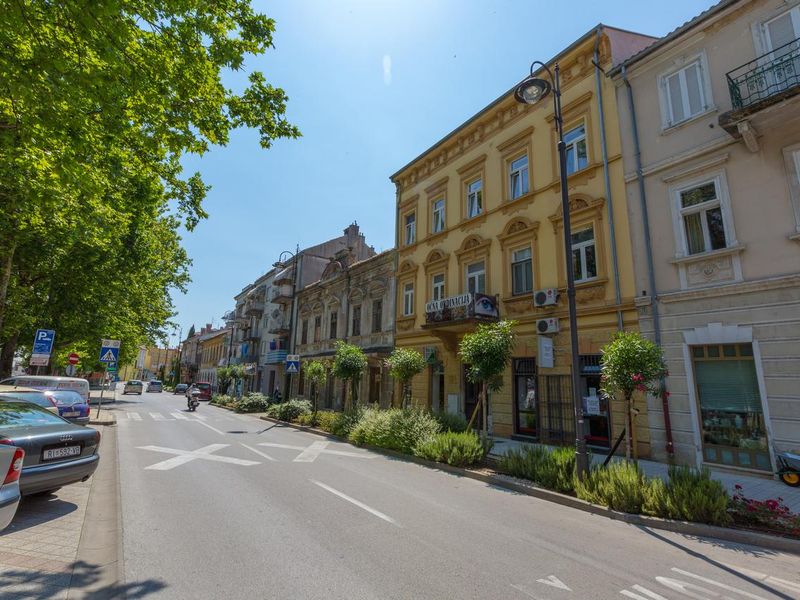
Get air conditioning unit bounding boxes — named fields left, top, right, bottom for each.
left=533, top=288, right=559, bottom=307
left=536, top=318, right=560, bottom=335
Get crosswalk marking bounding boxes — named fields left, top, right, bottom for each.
left=171, top=412, right=189, bottom=420
left=150, top=412, right=174, bottom=421
left=128, top=412, right=142, bottom=421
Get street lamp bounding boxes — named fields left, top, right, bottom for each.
left=273, top=244, right=300, bottom=398
left=514, top=61, right=589, bottom=478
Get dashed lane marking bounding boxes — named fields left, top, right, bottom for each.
left=310, top=479, right=398, bottom=526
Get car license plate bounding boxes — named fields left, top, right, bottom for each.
left=43, top=446, right=81, bottom=461
left=63, top=411, right=80, bottom=417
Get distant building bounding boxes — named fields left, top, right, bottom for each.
left=197, top=327, right=231, bottom=390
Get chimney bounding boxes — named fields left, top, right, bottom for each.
left=344, top=222, right=360, bottom=248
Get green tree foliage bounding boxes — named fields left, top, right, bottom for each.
left=0, top=2, right=300, bottom=374
left=217, top=364, right=246, bottom=396
left=385, top=348, right=426, bottom=408
left=600, top=331, right=668, bottom=460
left=458, top=320, right=516, bottom=438
left=331, top=341, right=368, bottom=408
left=304, top=360, right=328, bottom=412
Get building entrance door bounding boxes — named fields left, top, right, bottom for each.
left=368, top=366, right=381, bottom=405
left=430, top=363, right=445, bottom=412
left=463, top=365, right=481, bottom=430
left=513, top=358, right=537, bottom=436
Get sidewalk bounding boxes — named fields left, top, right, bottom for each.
left=489, top=437, right=800, bottom=513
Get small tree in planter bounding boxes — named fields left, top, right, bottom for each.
left=458, top=320, right=516, bottom=440
left=304, top=359, right=328, bottom=414
left=600, top=331, right=667, bottom=461
left=217, top=364, right=246, bottom=396
left=386, top=348, right=426, bottom=408
left=332, top=341, right=368, bottom=409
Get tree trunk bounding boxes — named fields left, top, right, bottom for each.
left=0, top=331, right=18, bottom=378
left=0, top=241, right=16, bottom=336
left=625, top=391, right=633, bottom=462
left=351, top=377, right=358, bottom=408
left=481, top=382, right=488, bottom=443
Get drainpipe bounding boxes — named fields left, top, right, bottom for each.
left=594, top=29, right=624, bottom=331
left=621, top=65, right=674, bottom=458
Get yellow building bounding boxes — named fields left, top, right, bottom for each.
left=390, top=26, right=655, bottom=455
left=120, top=346, right=180, bottom=381
left=198, top=328, right=231, bottom=391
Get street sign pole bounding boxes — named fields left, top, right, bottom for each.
left=97, top=362, right=107, bottom=418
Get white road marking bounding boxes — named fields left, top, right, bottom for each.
left=670, top=568, right=769, bottom=600
left=150, top=412, right=173, bottom=421
left=195, top=420, right=226, bottom=435
left=258, top=442, right=306, bottom=451
left=127, top=412, right=142, bottom=421
left=138, top=443, right=260, bottom=471
left=171, top=412, right=189, bottom=420
left=259, top=441, right=378, bottom=462
left=536, top=575, right=571, bottom=591
left=510, top=584, right=549, bottom=600
left=241, top=444, right=277, bottom=462
left=718, top=564, right=800, bottom=594
left=311, top=480, right=398, bottom=526
left=294, top=441, right=330, bottom=462
left=620, top=585, right=669, bottom=600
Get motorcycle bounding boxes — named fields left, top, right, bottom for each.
left=187, top=390, right=200, bottom=412
left=777, top=450, right=800, bottom=487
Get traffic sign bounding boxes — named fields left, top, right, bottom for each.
left=107, top=362, right=117, bottom=373
left=285, top=354, right=300, bottom=374
left=68, top=352, right=80, bottom=365
left=30, top=355, right=50, bottom=367
left=99, top=339, right=121, bottom=363
left=65, top=364, right=77, bottom=376
left=33, top=329, right=56, bottom=355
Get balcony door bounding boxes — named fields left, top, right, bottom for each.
left=762, top=7, right=800, bottom=94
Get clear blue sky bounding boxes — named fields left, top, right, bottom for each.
left=172, top=0, right=712, bottom=341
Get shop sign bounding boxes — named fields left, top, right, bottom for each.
left=425, top=293, right=499, bottom=325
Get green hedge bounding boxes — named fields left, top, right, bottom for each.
left=348, top=408, right=441, bottom=455
left=235, top=393, right=269, bottom=413
left=498, top=446, right=577, bottom=494
left=265, top=399, right=312, bottom=422
left=414, top=431, right=487, bottom=467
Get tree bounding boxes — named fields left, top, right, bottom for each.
left=187, top=325, right=196, bottom=339
left=600, top=331, right=667, bottom=461
left=217, top=364, right=246, bottom=396
left=331, top=341, right=368, bottom=409
left=458, top=320, right=516, bottom=439
left=386, top=348, right=426, bottom=409
left=0, top=2, right=300, bottom=374
left=304, top=360, right=329, bottom=414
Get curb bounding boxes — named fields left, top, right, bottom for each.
left=89, top=412, right=117, bottom=426
left=258, top=415, right=800, bottom=555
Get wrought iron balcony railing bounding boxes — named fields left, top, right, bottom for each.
left=727, top=37, right=800, bottom=111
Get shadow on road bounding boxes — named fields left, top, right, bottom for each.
left=0, top=560, right=166, bottom=599
left=0, top=495, right=78, bottom=535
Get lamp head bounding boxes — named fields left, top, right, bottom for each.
left=513, top=77, right=551, bottom=105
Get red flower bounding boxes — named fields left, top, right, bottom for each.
left=734, top=484, right=743, bottom=490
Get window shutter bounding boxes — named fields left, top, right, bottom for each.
left=694, top=360, right=762, bottom=413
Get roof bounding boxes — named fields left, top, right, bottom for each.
left=609, top=0, right=739, bottom=75
left=198, top=328, right=229, bottom=343
left=390, top=24, right=656, bottom=182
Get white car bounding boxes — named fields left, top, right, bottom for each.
left=0, top=444, right=24, bottom=531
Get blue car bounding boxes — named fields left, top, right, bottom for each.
left=44, top=390, right=90, bottom=425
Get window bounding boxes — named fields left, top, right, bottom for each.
left=511, top=247, right=533, bottom=295
left=301, top=319, right=308, bottom=345
left=329, top=311, right=338, bottom=340
left=432, top=273, right=445, bottom=301
left=351, top=305, right=361, bottom=336
left=466, top=261, right=486, bottom=294
left=571, top=226, right=597, bottom=282
left=467, top=178, right=482, bottom=218
left=403, top=283, right=414, bottom=316
left=404, top=213, right=416, bottom=245
left=509, top=154, right=529, bottom=199
left=692, top=343, right=770, bottom=471
left=662, top=59, right=708, bottom=126
left=432, top=198, right=445, bottom=233
left=564, top=125, right=588, bottom=175
left=679, top=181, right=727, bottom=255
left=314, top=316, right=321, bottom=342
left=372, top=299, right=383, bottom=333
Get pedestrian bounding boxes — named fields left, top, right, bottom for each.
left=273, top=387, right=282, bottom=403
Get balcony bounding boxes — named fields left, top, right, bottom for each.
left=268, top=320, right=290, bottom=336
left=721, top=38, right=800, bottom=147
left=270, top=284, right=293, bottom=305
left=244, top=299, right=265, bottom=317
left=264, top=349, right=288, bottom=364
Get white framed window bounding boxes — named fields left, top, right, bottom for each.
left=677, top=180, right=728, bottom=255
left=467, top=178, right=482, bottom=218
left=432, top=273, right=445, bottom=301
left=432, top=198, right=445, bottom=233
left=466, top=261, right=486, bottom=294
left=659, top=55, right=712, bottom=128
left=511, top=247, right=533, bottom=296
left=571, top=226, right=597, bottom=283
left=509, top=154, right=529, bottom=199
left=404, top=213, right=416, bottom=245
left=564, top=124, right=588, bottom=175
left=403, top=282, right=414, bottom=316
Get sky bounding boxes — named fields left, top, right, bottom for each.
left=172, top=0, right=713, bottom=342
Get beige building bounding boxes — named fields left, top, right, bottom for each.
left=612, top=0, right=800, bottom=472
left=292, top=250, right=396, bottom=409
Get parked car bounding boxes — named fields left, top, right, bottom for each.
left=43, top=390, right=90, bottom=425
left=0, top=444, right=23, bottom=532
left=0, top=385, right=59, bottom=415
left=174, top=383, right=188, bottom=395
left=0, top=375, right=89, bottom=403
left=0, top=402, right=100, bottom=495
left=147, top=380, right=163, bottom=393
left=186, top=382, right=212, bottom=401
left=123, top=380, right=144, bottom=395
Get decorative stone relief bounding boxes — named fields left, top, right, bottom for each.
left=686, top=254, right=735, bottom=287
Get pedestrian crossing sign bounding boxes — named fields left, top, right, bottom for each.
left=285, top=354, right=300, bottom=374
left=99, top=339, right=121, bottom=363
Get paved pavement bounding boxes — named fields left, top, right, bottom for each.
left=115, top=391, right=800, bottom=600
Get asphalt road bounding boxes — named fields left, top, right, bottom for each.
left=114, top=390, right=800, bottom=600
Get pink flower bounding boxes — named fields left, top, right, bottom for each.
left=636, top=384, right=646, bottom=392
left=734, top=484, right=742, bottom=490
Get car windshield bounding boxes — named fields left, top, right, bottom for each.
left=150, top=381, right=161, bottom=384
left=196, top=384, right=211, bottom=391
left=128, top=381, right=142, bottom=385
left=0, top=390, right=54, bottom=409
left=0, top=402, right=65, bottom=428
left=46, top=391, right=84, bottom=406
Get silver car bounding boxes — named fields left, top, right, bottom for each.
left=123, top=380, right=144, bottom=395
left=0, top=444, right=23, bottom=531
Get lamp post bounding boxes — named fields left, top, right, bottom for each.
left=514, top=61, right=589, bottom=478
left=274, top=244, right=301, bottom=398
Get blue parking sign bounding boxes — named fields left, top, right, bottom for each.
left=33, top=329, right=56, bottom=355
